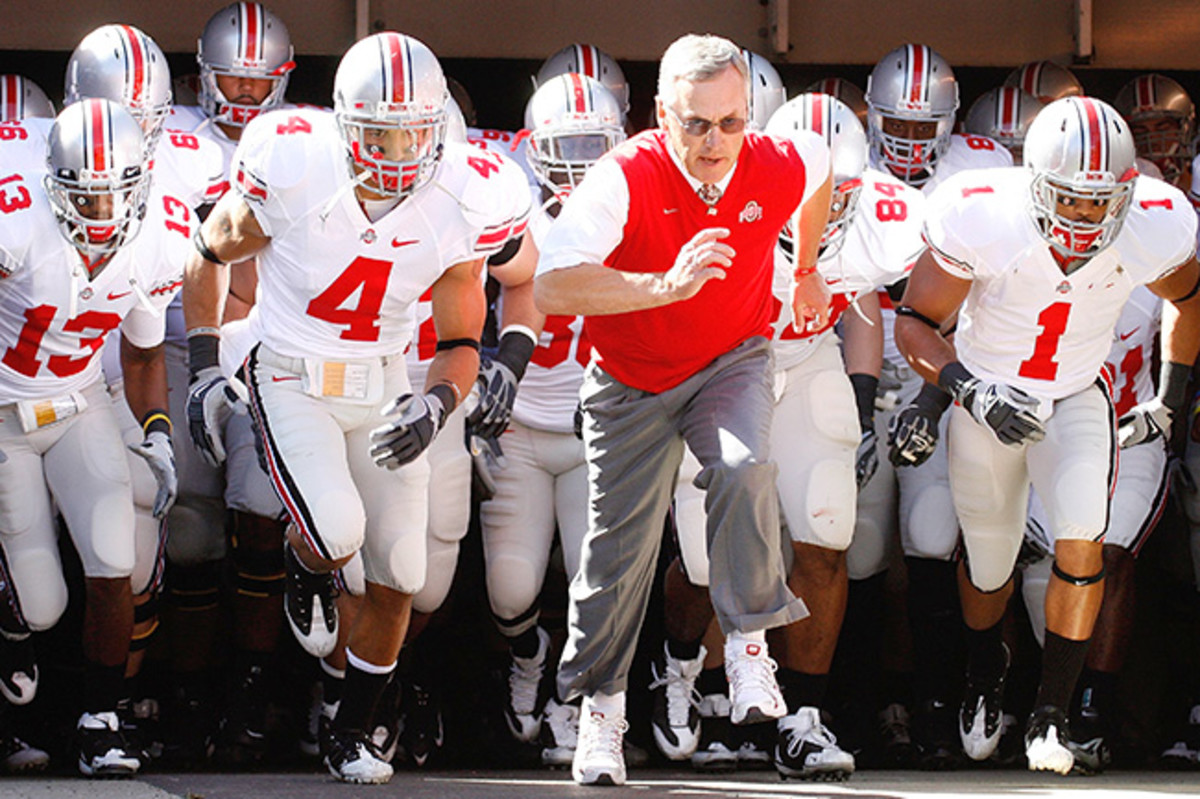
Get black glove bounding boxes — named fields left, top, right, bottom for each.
left=849, top=373, right=880, bottom=488
left=369, top=388, right=450, bottom=470
left=939, top=362, right=1045, bottom=447
left=888, top=382, right=952, bottom=467
left=467, top=329, right=536, bottom=439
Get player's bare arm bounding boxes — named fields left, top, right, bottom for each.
left=183, top=191, right=270, bottom=332
left=789, top=171, right=834, bottom=332
left=490, top=232, right=544, bottom=336
left=895, top=249, right=972, bottom=384
left=534, top=226, right=735, bottom=316
left=1148, top=257, right=1200, bottom=369
left=427, top=257, right=489, bottom=405
left=841, top=290, right=883, bottom=377
left=119, top=337, right=169, bottom=423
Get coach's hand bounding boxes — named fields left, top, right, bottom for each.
left=661, top=228, right=734, bottom=301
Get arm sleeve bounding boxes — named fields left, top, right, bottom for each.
left=536, top=157, right=629, bottom=275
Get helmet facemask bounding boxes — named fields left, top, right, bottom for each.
left=338, top=106, right=447, bottom=199
left=45, top=165, right=149, bottom=275
left=1029, top=172, right=1135, bottom=261
left=868, top=110, right=953, bottom=186
left=1129, top=114, right=1192, bottom=183
left=198, top=64, right=291, bottom=128
left=529, top=124, right=623, bottom=202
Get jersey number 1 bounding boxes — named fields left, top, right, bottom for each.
left=1018, top=301, right=1071, bottom=381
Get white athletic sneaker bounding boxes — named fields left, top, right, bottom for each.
left=774, top=706, right=855, bottom=781
left=572, top=699, right=628, bottom=786
left=540, top=698, right=579, bottom=767
left=1025, top=705, right=1074, bottom=775
left=649, top=643, right=704, bottom=760
left=724, top=633, right=785, bottom=725
left=505, top=627, right=550, bottom=743
left=959, top=645, right=1009, bottom=761
left=324, top=726, right=393, bottom=784
left=77, top=711, right=141, bottom=777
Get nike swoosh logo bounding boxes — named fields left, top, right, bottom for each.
left=271, top=375, right=301, bottom=382
left=1119, top=327, right=1139, bottom=341
left=663, top=208, right=679, bottom=215
left=107, top=290, right=132, bottom=301
left=392, top=238, right=419, bottom=248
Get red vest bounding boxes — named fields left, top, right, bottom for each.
left=585, top=129, right=810, bottom=392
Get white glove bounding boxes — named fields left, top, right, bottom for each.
left=855, top=427, right=879, bottom=488
left=468, top=433, right=507, bottom=499
left=1117, top=398, right=1173, bottom=449
left=186, top=366, right=246, bottom=467
left=128, top=431, right=177, bottom=518
left=941, top=364, right=1045, bottom=447
left=467, top=358, right=519, bottom=440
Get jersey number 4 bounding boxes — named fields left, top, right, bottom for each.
left=306, top=256, right=393, bottom=341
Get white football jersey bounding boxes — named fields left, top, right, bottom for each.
left=1105, top=286, right=1162, bottom=417
left=237, top=108, right=531, bottom=361
left=926, top=168, right=1195, bottom=401
left=770, top=169, right=925, bottom=371
left=0, top=176, right=192, bottom=400
left=0, top=118, right=52, bottom=177
left=511, top=202, right=587, bottom=433
left=467, top=127, right=539, bottom=196
left=871, top=132, right=1012, bottom=195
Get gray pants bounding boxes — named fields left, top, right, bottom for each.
left=557, top=336, right=807, bottom=700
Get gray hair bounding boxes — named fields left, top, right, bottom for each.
left=657, top=34, right=748, bottom=106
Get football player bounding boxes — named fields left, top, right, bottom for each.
left=864, top=43, right=1011, bottom=766
left=1114, top=74, right=1195, bottom=190
left=0, top=99, right=191, bottom=776
left=1004, top=60, right=1085, bottom=105
left=963, top=86, right=1045, bottom=165
left=0, top=75, right=54, bottom=122
left=480, top=73, right=625, bottom=763
left=893, top=96, right=1200, bottom=774
left=182, top=32, right=530, bottom=784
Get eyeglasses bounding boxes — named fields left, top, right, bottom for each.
left=665, top=105, right=747, bottom=137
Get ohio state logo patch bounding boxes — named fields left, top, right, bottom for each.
left=739, top=201, right=762, bottom=224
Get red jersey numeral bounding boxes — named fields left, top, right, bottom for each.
left=1018, top=302, right=1071, bottom=381
left=0, top=124, right=28, bottom=141
left=276, top=116, right=312, bottom=135
left=467, top=154, right=501, bottom=178
left=1111, top=345, right=1144, bottom=417
left=964, top=135, right=996, bottom=150
left=0, top=173, right=32, bottom=215
left=961, top=186, right=995, bottom=198
left=2, top=304, right=121, bottom=378
left=531, top=314, right=589, bottom=369
left=167, top=132, right=199, bottom=150
left=162, top=195, right=191, bottom=238
left=1139, top=198, right=1174, bottom=211
left=305, top=256, right=393, bottom=341
left=876, top=198, right=907, bottom=222
left=874, top=181, right=902, bottom=198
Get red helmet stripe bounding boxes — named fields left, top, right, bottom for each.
left=811, top=93, right=825, bottom=136
left=568, top=72, right=587, bottom=112
left=118, top=25, right=147, bottom=104
left=1022, top=63, right=1039, bottom=96
left=908, top=45, right=927, bottom=106
left=2, top=75, right=18, bottom=120
left=89, top=100, right=109, bottom=173
left=1135, top=75, right=1154, bottom=113
left=1080, top=98, right=1103, bottom=172
left=379, top=33, right=410, bottom=103
left=1000, top=87, right=1017, bottom=131
left=578, top=45, right=597, bottom=79
left=241, top=2, right=261, bottom=64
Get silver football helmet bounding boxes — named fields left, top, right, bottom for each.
left=806, top=77, right=867, bottom=126
left=44, top=98, right=150, bottom=272
left=1004, top=61, right=1083, bottom=104
left=64, top=25, right=172, bottom=154
left=535, top=44, right=629, bottom=122
left=0, top=75, right=54, bottom=121
left=865, top=44, right=959, bottom=186
left=766, top=93, right=867, bottom=260
left=1114, top=73, right=1195, bottom=184
left=525, top=73, right=625, bottom=201
left=742, top=49, right=786, bottom=131
left=1024, top=96, right=1138, bottom=260
left=197, top=2, right=295, bottom=128
left=964, top=86, right=1045, bottom=165
left=333, top=32, right=448, bottom=199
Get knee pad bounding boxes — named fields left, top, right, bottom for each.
left=411, top=540, right=455, bottom=615
left=492, top=600, right=540, bottom=640
left=797, top=457, right=856, bottom=551
left=961, top=548, right=1015, bottom=595
left=230, top=512, right=286, bottom=599
left=486, top=553, right=544, bottom=627
left=807, top=370, right=860, bottom=445
left=167, top=561, right=222, bottom=614
left=901, top=482, right=959, bottom=560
